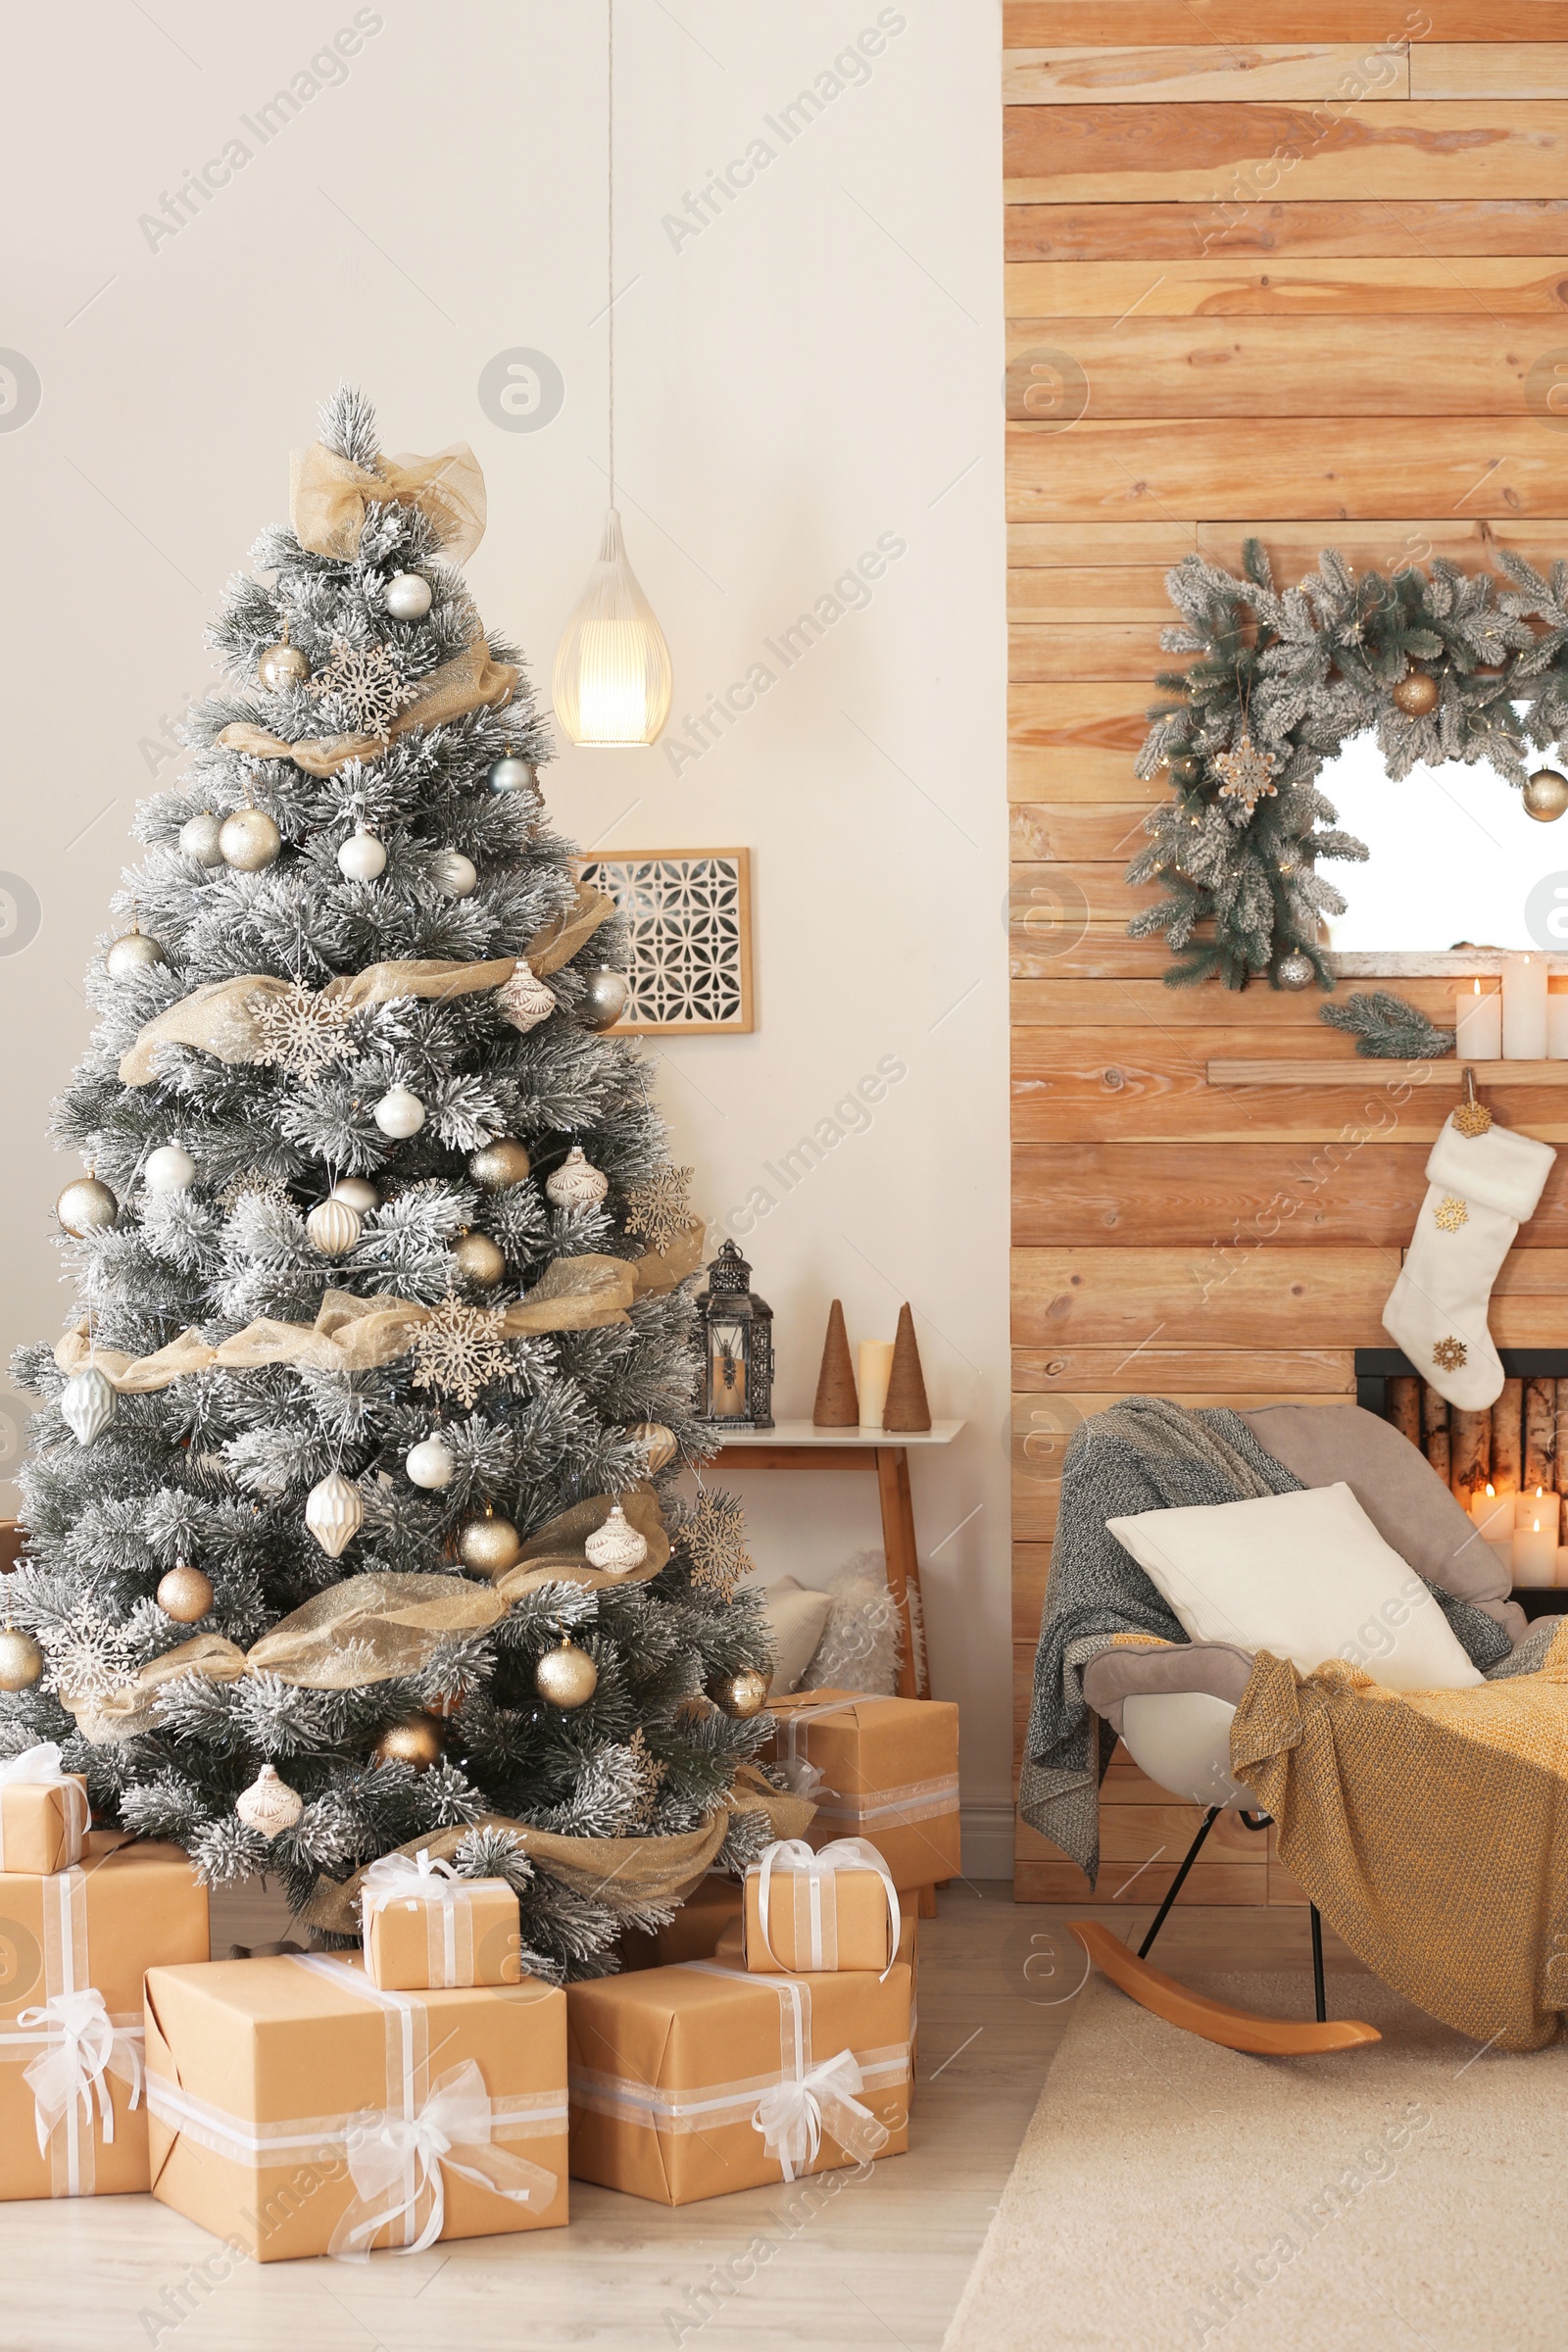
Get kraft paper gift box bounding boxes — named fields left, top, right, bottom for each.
left=567, top=1957, right=912, bottom=2206
left=0, top=1743, right=90, bottom=1877
left=740, top=1838, right=901, bottom=1975
left=763, top=1690, right=960, bottom=1891
left=360, top=1850, right=522, bottom=1992
left=0, top=1831, right=209, bottom=2201
left=143, top=1951, right=568, bottom=2261
left=714, top=1904, right=921, bottom=2096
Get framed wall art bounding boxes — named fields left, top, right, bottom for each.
left=577, top=848, right=755, bottom=1035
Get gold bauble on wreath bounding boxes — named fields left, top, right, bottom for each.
left=156, top=1562, right=215, bottom=1623
left=710, top=1666, right=771, bottom=1721
left=1523, top=766, right=1568, bottom=823
left=0, top=1627, right=43, bottom=1691
left=534, top=1636, right=599, bottom=1709
left=371, top=1718, right=443, bottom=1770
left=1392, top=668, right=1441, bottom=717
left=459, top=1510, right=521, bottom=1575
left=452, top=1229, right=506, bottom=1286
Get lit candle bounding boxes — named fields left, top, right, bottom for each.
left=1454, top=978, right=1501, bottom=1060
left=1514, top=1485, right=1560, bottom=1530
left=1469, top=1482, right=1513, bottom=1542
left=1550, top=993, right=1568, bottom=1060
left=1501, top=953, right=1548, bottom=1059
left=1513, top=1511, right=1557, bottom=1587
left=858, top=1340, right=895, bottom=1429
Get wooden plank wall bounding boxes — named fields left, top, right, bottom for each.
left=1005, top=0, right=1568, bottom=1907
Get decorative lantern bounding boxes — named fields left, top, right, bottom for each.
left=694, top=1241, right=773, bottom=1430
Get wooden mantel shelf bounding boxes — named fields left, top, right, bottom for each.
left=1207, top=1059, right=1568, bottom=1088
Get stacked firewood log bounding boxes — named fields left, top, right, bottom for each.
left=1386, top=1376, right=1564, bottom=1542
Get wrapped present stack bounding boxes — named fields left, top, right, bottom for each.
left=0, top=1743, right=209, bottom=2203
left=566, top=1838, right=914, bottom=2207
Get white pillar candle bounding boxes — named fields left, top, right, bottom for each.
left=1512, top=1513, right=1558, bottom=1587
left=1514, top=1486, right=1560, bottom=1530
left=1549, top=994, right=1568, bottom=1060
left=1501, top=953, right=1548, bottom=1059
left=1468, top=1484, right=1513, bottom=1542
left=1454, top=979, right=1501, bottom=1060
left=858, top=1340, right=895, bottom=1430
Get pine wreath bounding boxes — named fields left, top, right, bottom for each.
left=1126, top=540, right=1568, bottom=991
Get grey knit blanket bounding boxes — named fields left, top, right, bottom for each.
left=1017, top=1396, right=1301, bottom=1886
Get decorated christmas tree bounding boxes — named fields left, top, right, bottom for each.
left=3, top=387, right=779, bottom=1978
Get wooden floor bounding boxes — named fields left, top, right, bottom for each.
left=0, top=1887, right=1365, bottom=2351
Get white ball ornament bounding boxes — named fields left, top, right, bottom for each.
left=373, top=1086, right=426, bottom=1140
left=220, top=808, right=282, bottom=872
left=406, top=1436, right=456, bottom=1491
left=337, top=827, right=387, bottom=883
left=305, top=1471, right=364, bottom=1559
left=431, top=850, right=477, bottom=900
left=546, top=1147, right=609, bottom=1210
left=178, top=811, right=226, bottom=867
left=306, top=1198, right=362, bottom=1256
left=235, top=1764, right=304, bottom=1839
left=61, top=1367, right=117, bottom=1446
left=145, top=1145, right=196, bottom=1194
left=330, top=1176, right=379, bottom=1213
left=385, top=571, right=433, bottom=621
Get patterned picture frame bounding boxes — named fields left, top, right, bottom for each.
left=576, top=848, right=755, bottom=1035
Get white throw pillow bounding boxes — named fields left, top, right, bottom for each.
left=1105, top=1482, right=1483, bottom=1692
left=753, top=1577, right=835, bottom=1693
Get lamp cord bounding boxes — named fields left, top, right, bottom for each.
left=608, top=0, right=615, bottom=511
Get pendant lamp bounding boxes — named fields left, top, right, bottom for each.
left=554, top=0, right=672, bottom=748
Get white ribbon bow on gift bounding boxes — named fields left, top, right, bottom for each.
left=329, top=2059, right=557, bottom=2261
left=361, top=1847, right=466, bottom=1983
left=775, top=1754, right=826, bottom=1802
left=0, top=1743, right=90, bottom=1868
left=752, top=2046, right=889, bottom=2182
left=754, top=1837, right=903, bottom=1981
left=19, top=1989, right=142, bottom=2157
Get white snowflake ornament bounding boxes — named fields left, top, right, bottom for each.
left=250, top=982, right=356, bottom=1088
left=410, top=1296, right=514, bottom=1410
left=306, top=635, right=419, bottom=738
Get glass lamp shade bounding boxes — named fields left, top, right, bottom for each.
left=553, top=508, right=672, bottom=748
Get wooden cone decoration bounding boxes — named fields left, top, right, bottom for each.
left=883, top=1303, right=931, bottom=1433
left=812, top=1299, right=858, bottom=1427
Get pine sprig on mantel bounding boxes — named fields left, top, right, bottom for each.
left=1127, top=540, right=1568, bottom=991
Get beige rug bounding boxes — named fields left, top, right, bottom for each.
left=943, top=1969, right=1566, bottom=2352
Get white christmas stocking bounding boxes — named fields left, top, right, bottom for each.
left=1383, top=1110, right=1556, bottom=1408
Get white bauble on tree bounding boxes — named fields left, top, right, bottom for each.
left=584, top=1501, right=650, bottom=1576
left=496, top=961, right=555, bottom=1034
left=61, top=1368, right=117, bottom=1446
left=431, top=850, right=477, bottom=899
left=373, top=1085, right=425, bottom=1139
left=330, top=1176, right=378, bottom=1212
left=406, top=1435, right=456, bottom=1490
left=384, top=571, right=432, bottom=620
left=337, top=827, right=387, bottom=882
left=178, top=811, right=226, bottom=867
left=236, top=1764, right=304, bottom=1839
left=546, top=1147, right=609, bottom=1210
left=145, top=1145, right=196, bottom=1194
left=487, top=754, right=536, bottom=795
left=306, top=1198, right=362, bottom=1256
left=305, top=1472, right=363, bottom=1558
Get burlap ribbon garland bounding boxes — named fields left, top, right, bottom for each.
left=290, top=439, right=487, bottom=566
left=65, top=1486, right=674, bottom=1741
left=118, top=893, right=614, bottom=1090
left=303, top=1766, right=816, bottom=1935
left=217, top=639, right=518, bottom=780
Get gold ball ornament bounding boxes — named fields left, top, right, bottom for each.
left=156, top=1562, right=214, bottom=1623
left=468, top=1138, right=532, bottom=1191
left=711, top=1667, right=771, bottom=1721
left=105, top=928, right=168, bottom=980
left=1274, top=952, right=1315, bottom=992
left=534, top=1636, right=599, bottom=1709
left=452, top=1229, right=505, bottom=1286
left=458, top=1511, right=521, bottom=1575
left=370, top=1718, right=443, bottom=1770
left=0, top=1627, right=44, bottom=1691
left=56, top=1175, right=118, bottom=1236
left=220, top=808, right=283, bottom=872
left=1392, top=669, right=1441, bottom=718
left=1523, top=766, right=1568, bottom=823
left=258, top=634, right=311, bottom=691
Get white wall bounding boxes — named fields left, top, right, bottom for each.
left=1, top=3, right=1010, bottom=1868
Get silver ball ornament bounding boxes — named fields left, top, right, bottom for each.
left=330, top=1176, right=379, bottom=1213
left=337, top=827, right=387, bottom=882
left=431, top=850, right=478, bottom=900
left=0, top=1628, right=44, bottom=1692
left=56, top=1176, right=118, bottom=1237
left=452, top=1229, right=505, bottom=1286
left=144, top=1145, right=196, bottom=1194
left=468, top=1138, right=532, bottom=1191
left=106, top=930, right=167, bottom=980
left=258, top=639, right=311, bottom=691
left=384, top=572, right=433, bottom=621
left=406, top=1436, right=456, bottom=1491
left=220, top=808, right=282, bottom=872
left=178, top=811, right=226, bottom=867
left=1275, top=952, right=1315, bottom=992
left=487, top=755, right=536, bottom=795
left=373, top=1086, right=426, bottom=1140
left=578, top=968, right=629, bottom=1031
left=1523, top=766, right=1568, bottom=823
